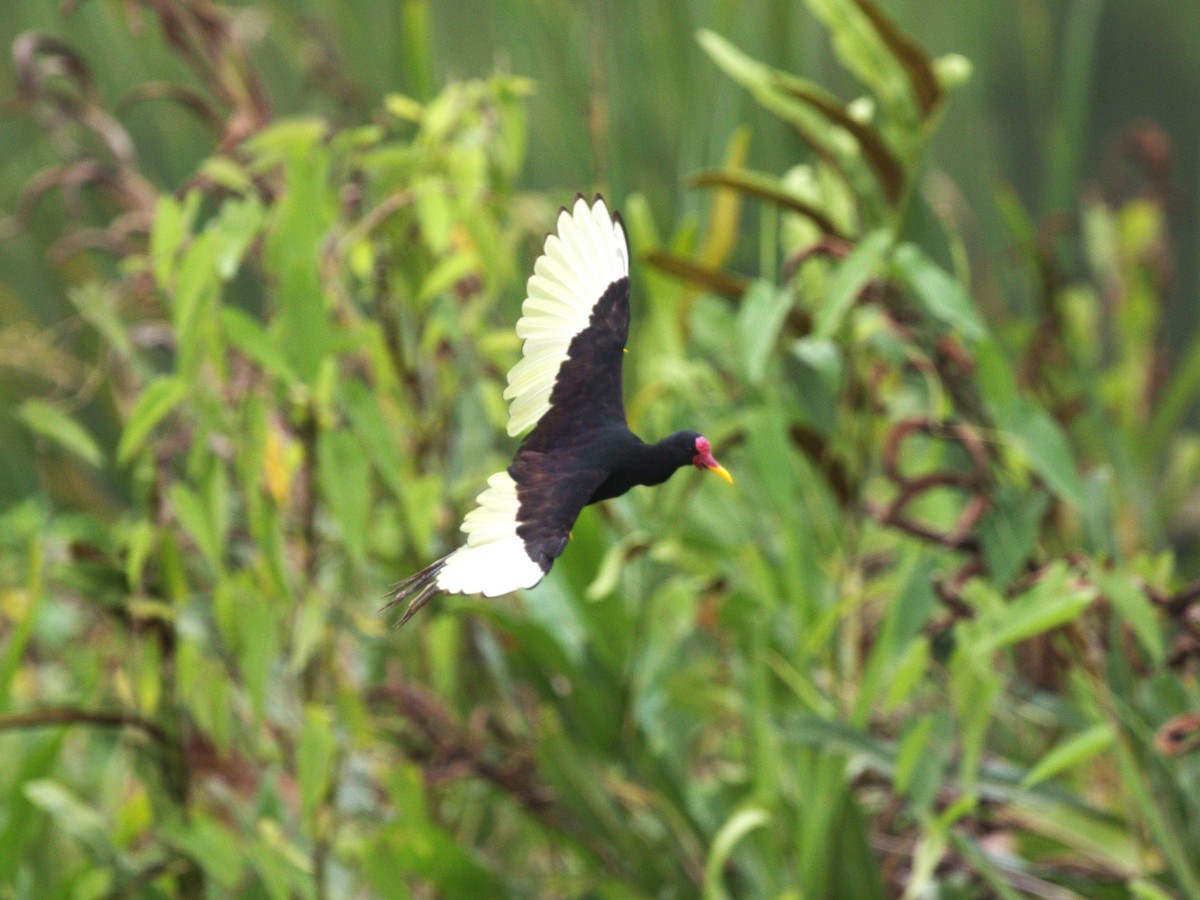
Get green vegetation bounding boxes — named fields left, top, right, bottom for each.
left=2, top=1, right=1199, bottom=897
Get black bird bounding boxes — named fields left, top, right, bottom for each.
left=391, top=195, right=731, bottom=625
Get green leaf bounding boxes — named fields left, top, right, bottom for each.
left=977, top=486, right=1051, bottom=588
left=856, top=556, right=937, bottom=723
left=386, top=764, right=429, bottom=824
left=1146, top=325, right=1200, bottom=462
left=150, top=194, right=184, bottom=289
left=212, top=195, right=265, bottom=280
left=297, top=705, right=336, bottom=823
left=0, top=537, right=46, bottom=714
left=172, top=229, right=221, bottom=382
left=220, top=307, right=297, bottom=383
left=235, top=587, right=277, bottom=723
left=277, top=259, right=330, bottom=384
left=242, top=117, right=328, bottom=167
left=890, top=242, right=986, bottom=340
left=161, top=814, right=246, bottom=890
left=1095, top=570, right=1166, bottom=663
left=69, top=282, right=133, bottom=359
left=1004, top=400, right=1085, bottom=507
left=584, top=533, right=649, bottom=601
left=289, top=590, right=327, bottom=676
left=169, top=483, right=220, bottom=570
left=1021, top=723, right=1115, bottom=789
left=414, top=179, right=453, bottom=253
left=974, top=337, right=1021, bottom=419
left=770, top=73, right=905, bottom=204
left=802, top=0, right=928, bottom=127
left=250, top=820, right=315, bottom=899
left=112, top=783, right=153, bottom=849
left=893, top=713, right=936, bottom=794
left=342, top=379, right=408, bottom=501
left=737, top=280, right=791, bottom=384
left=176, top=637, right=233, bottom=747
left=150, top=190, right=200, bottom=289
left=116, top=376, right=187, bottom=464
left=790, top=337, right=845, bottom=399
left=1129, top=879, right=1178, bottom=900
left=17, top=400, right=103, bottom=467
left=366, top=822, right=503, bottom=899
left=317, top=429, right=372, bottom=563
left=698, top=30, right=876, bottom=206
left=948, top=659, right=1001, bottom=797
left=815, top=228, right=891, bottom=337
left=417, top=252, right=479, bottom=303
left=264, top=144, right=334, bottom=383
left=24, top=780, right=114, bottom=862
left=883, top=637, right=930, bottom=712
left=975, top=340, right=1084, bottom=507
left=974, top=563, right=1096, bottom=654
left=0, top=729, right=63, bottom=879
left=704, top=807, right=770, bottom=900
left=198, top=155, right=253, bottom=194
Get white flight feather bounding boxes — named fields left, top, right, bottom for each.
left=436, top=471, right=543, bottom=597
left=503, top=196, right=629, bottom=437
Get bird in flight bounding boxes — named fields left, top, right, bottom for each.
left=390, top=195, right=732, bottom=625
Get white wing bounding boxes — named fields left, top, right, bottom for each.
left=503, top=195, right=629, bottom=437
left=435, top=471, right=543, bottom=597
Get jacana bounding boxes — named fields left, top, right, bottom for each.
left=391, top=195, right=731, bottom=625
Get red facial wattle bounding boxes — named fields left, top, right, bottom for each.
left=693, top=436, right=733, bottom=484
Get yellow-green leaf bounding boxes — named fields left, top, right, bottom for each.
left=116, top=377, right=187, bottom=465
left=17, top=400, right=103, bottom=467
left=1021, top=724, right=1115, bottom=789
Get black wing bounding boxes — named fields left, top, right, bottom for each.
left=503, top=195, right=631, bottom=436
left=519, top=274, right=630, bottom=452
left=510, top=445, right=609, bottom=571
left=388, top=453, right=607, bottom=626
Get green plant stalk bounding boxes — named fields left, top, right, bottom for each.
left=0, top=536, right=43, bottom=714
left=1111, top=734, right=1200, bottom=894
left=1045, top=0, right=1104, bottom=214
left=1145, top=325, right=1200, bottom=463
left=1073, top=646, right=1200, bottom=893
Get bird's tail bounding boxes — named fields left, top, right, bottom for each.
left=384, top=555, right=448, bottom=627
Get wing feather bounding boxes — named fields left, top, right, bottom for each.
left=503, top=195, right=629, bottom=437
left=436, top=471, right=543, bottom=597
left=388, top=459, right=603, bottom=625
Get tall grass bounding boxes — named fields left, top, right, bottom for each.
left=1, top=1, right=1199, bottom=897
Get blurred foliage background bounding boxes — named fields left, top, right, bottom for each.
left=2, top=0, right=1200, bottom=897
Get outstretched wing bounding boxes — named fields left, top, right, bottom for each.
left=504, top=195, right=630, bottom=437
left=389, top=454, right=605, bottom=626
left=390, top=194, right=630, bottom=626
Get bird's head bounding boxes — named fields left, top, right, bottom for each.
left=667, top=431, right=733, bottom=484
